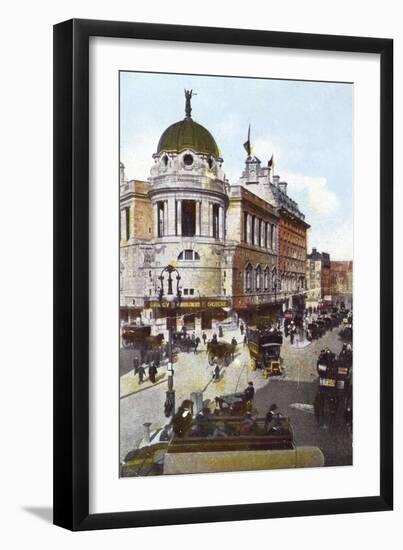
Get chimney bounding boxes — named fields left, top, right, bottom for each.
left=273, top=175, right=280, bottom=186
left=279, top=181, right=288, bottom=195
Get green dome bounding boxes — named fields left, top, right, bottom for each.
left=157, top=117, right=220, bottom=158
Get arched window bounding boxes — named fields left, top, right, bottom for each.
left=177, top=250, right=200, bottom=261
left=245, top=263, right=253, bottom=292
left=271, top=267, right=277, bottom=292
left=264, top=267, right=269, bottom=291
left=255, top=265, right=262, bottom=292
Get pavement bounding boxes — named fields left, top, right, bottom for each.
left=119, top=322, right=351, bottom=465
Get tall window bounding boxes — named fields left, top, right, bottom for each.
left=243, top=212, right=248, bottom=243
left=157, top=202, right=165, bottom=237
left=245, top=263, right=253, bottom=292
left=264, top=222, right=268, bottom=249
left=182, top=200, right=196, bottom=237
left=264, top=266, right=269, bottom=290
left=251, top=216, right=255, bottom=245
left=247, top=214, right=252, bottom=244
left=212, top=204, right=220, bottom=239
left=272, top=267, right=277, bottom=292
left=258, top=220, right=262, bottom=247
left=256, top=265, right=262, bottom=291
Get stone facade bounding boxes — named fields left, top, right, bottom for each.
left=120, top=96, right=309, bottom=332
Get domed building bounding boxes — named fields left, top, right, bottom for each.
left=120, top=91, right=232, bottom=333
left=120, top=90, right=306, bottom=335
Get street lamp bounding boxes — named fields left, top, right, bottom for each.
left=158, top=265, right=181, bottom=420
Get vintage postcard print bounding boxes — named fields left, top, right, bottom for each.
left=119, top=72, right=353, bottom=477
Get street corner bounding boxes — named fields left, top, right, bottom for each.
left=120, top=368, right=167, bottom=398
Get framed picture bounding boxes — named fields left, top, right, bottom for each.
left=53, top=19, right=393, bottom=530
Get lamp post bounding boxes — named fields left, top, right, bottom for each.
left=158, top=265, right=181, bottom=420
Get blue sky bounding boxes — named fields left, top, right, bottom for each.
left=120, top=71, right=353, bottom=260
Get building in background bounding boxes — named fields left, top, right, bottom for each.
left=306, top=248, right=331, bottom=308
left=330, top=261, right=353, bottom=308
left=239, top=153, right=309, bottom=313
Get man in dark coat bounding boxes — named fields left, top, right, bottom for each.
left=148, top=362, right=157, bottom=383
left=202, top=331, right=207, bottom=347
left=243, top=381, right=255, bottom=402
left=137, top=364, right=145, bottom=384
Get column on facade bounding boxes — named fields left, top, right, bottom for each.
left=176, top=199, right=182, bottom=236
left=163, top=201, right=168, bottom=236
left=210, top=202, right=214, bottom=237
left=153, top=203, right=158, bottom=238
left=218, top=205, right=224, bottom=240
left=200, top=200, right=208, bottom=237
left=195, top=201, right=201, bottom=236
left=167, top=197, right=176, bottom=235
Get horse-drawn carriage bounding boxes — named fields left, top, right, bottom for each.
left=207, top=340, right=236, bottom=366
left=121, top=324, right=165, bottom=362
left=171, top=331, right=199, bottom=353
left=247, top=329, right=283, bottom=378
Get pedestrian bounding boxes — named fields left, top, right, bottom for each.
left=133, top=356, right=139, bottom=376
left=212, top=363, right=220, bottom=381
left=148, top=362, right=157, bottom=384
left=218, top=324, right=223, bottom=338
left=290, top=322, right=295, bottom=345
left=243, top=381, right=255, bottom=402
left=211, top=332, right=218, bottom=344
left=194, top=336, right=200, bottom=354
left=243, top=334, right=247, bottom=347
left=240, top=323, right=244, bottom=336
left=137, top=364, right=145, bottom=384
left=202, top=331, right=207, bottom=347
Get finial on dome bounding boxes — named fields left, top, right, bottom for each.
left=184, top=89, right=196, bottom=118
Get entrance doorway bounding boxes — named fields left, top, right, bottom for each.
left=184, top=314, right=196, bottom=330
left=201, top=312, right=212, bottom=330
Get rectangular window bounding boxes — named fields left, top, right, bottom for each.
left=264, top=222, right=268, bottom=249
left=212, top=204, right=220, bottom=239
left=189, top=289, right=194, bottom=296
left=184, top=289, right=189, bottom=295
left=157, top=202, right=165, bottom=237
left=243, top=212, right=248, bottom=242
left=182, top=200, right=196, bottom=237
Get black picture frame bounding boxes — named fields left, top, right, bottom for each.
left=53, top=18, right=393, bottom=531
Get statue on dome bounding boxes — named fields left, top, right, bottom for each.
left=184, top=89, right=196, bottom=118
